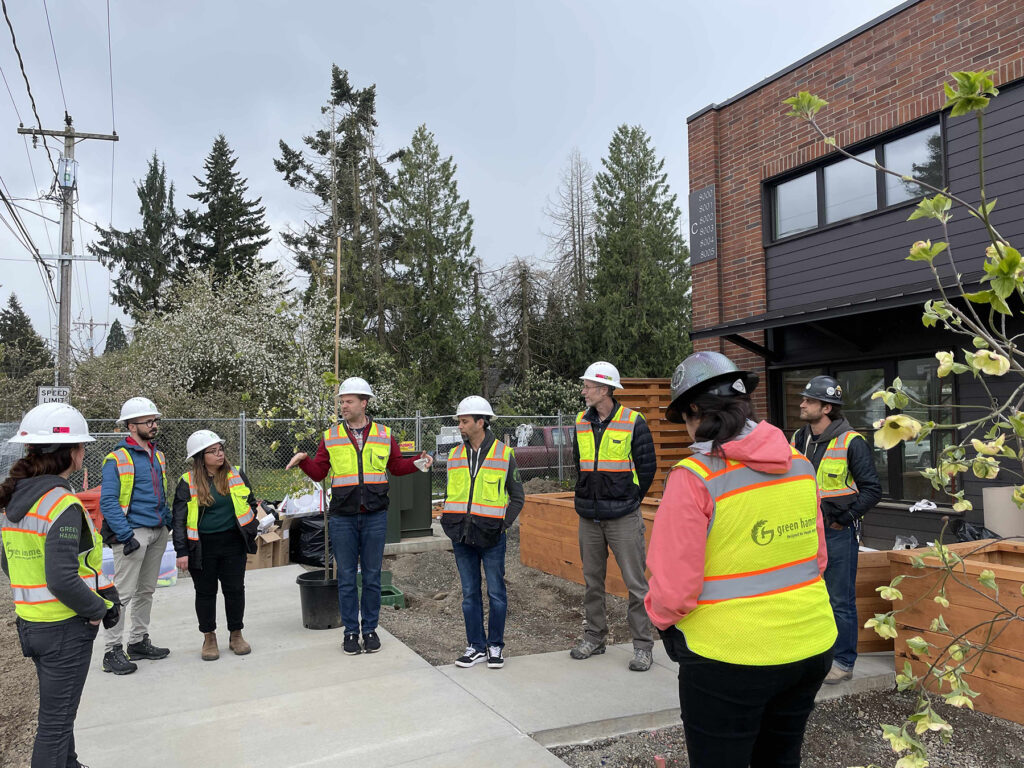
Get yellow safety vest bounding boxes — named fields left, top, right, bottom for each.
left=324, top=421, right=392, bottom=489
left=443, top=440, right=512, bottom=518
left=2, top=487, right=114, bottom=622
left=102, top=445, right=169, bottom=514
left=180, top=467, right=255, bottom=541
left=672, top=448, right=837, bottom=665
left=576, top=405, right=640, bottom=487
left=814, top=431, right=863, bottom=499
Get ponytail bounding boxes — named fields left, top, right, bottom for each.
left=689, top=393, right=756, bottom=458
left=0, top=445, right=76, bottom=508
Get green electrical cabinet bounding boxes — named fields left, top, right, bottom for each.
left=385, top=455, right=433, bottom=544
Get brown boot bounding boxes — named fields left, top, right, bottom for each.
left=201, top=632, right=219, bottom=661
left=229, top=630, right=251, bottom=655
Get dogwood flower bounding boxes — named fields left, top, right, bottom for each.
left=874, top=415, right=922, bottom=449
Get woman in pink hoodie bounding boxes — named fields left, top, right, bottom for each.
left=645, top=351, right=836, bottom=768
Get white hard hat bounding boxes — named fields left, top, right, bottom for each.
left=9, top=403, right=95, bottom=445
left=186, top=430, right=224, bottom=459
left=338, top=377, right=374, bottom=398
left=455, top=396, right=495, bottom=418
left=119, top=396, right=161, bottom=423
left=580, top=361, right=623, bottom=390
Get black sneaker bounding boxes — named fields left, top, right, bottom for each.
left=455, top=647, right=486, bottom=667
left=362, top=631, right=381, bottom=653
left=126, top=634, right=170, bottom=660
left=102, top=645, right=138, bottom=675
left=343, top=633, right=362, bottom=655
left=487, top=645, right=504, bottom=669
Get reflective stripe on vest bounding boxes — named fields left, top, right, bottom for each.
left=181, top=467, right=255, bottom=541
left=325, top=422, right=392, bottom=488
left=576, top=405, right=639, bottom=484
left=672, top=447, right=837, bottom=665
left=443, top=440, right=512, bottom=518
left=103, top=446, right=169, bottom=513
left=815, top=430, right=862, bottom=499
left=2, top=487, right=113, bottom=622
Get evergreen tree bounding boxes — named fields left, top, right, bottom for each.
left=89, top=153, right=182, bottom=321
left=592, top=125, right=691, bottom=375
left=389, top=125, right=479, bottom=408
left=494, top=258, right=547, bottom=378
left=104, top=319, right=128, bottom=353
left=0, top=294, right=52, bottom=378
left=181, top=135, right=272, bottom=281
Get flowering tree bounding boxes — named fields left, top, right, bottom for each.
left=787, top=71, right=1021, bottom=767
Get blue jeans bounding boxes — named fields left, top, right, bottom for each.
left=452, top=534, right=508, bottom=651
left=823, top=524, right=859, bottom=670
left=328, top=510, right=387, bottom=636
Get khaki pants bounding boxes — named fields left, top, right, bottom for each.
left=104, top=525, right=168, bottom=651
left=578, top=509, right=653, bottom=650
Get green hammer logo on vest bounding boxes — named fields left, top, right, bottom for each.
left=751, top=519, right=774, bottom=546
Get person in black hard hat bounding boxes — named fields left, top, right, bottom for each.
left=791, top=375, right=882, bottom=685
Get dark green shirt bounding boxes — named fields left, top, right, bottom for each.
left=197, top=479, right=237, bottom=534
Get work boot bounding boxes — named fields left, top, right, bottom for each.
left=569, top=638, right=606, bottom=660
left=126, top=634, right=170, bottom=660
left=824, top=663, right=853, bottom=684
left=102, top=644, right=138, bottom=675
left=628, top=647, right=653, bottom=672
left=201, top=632, right=219, bottom=661
left=229, top=630, right=251, bottom=655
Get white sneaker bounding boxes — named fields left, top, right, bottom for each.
left=487, top=645, right=504, bottom=668
left=455, top=647, right=486, bottom=667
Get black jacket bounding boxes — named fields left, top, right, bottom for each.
left=572, top=400, right=657, bottom=520
left=171, top=468, right=259, bottom=569
left=792, top=417, right=883, bottom=527
left=441, top=431, right=524, bottom=549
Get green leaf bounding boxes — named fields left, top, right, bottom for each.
left=979, top=569, right=999, bottom=594
left=972, top=336, right=989, bottom=348
left=782, top=91, right=828, bottom=120
left=906, top=636, right=931, bottom=655
left=930, top=614, right=950, bottom=633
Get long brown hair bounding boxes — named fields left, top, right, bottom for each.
left=190, top=451, right=231, bottom=508
left=0, top=445, right=76, bottom=508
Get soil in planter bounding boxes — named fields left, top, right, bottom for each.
left=552, top=689, right=1024, bottom=768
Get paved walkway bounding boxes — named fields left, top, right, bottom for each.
left=74, top=564, right=894, bottom=767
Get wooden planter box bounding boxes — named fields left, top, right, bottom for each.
left=889, top=539, right=1024, bottom=725
left=519, top=492, right=657, bottom=598
left=857, top=550, right=896, bottom=654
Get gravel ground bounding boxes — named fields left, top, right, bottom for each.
left=551, top=689, right=1024, bottom=768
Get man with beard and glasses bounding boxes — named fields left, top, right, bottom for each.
left=99, top=397, right=173, bottom=675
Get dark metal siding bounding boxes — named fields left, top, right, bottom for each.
left=764, top=80, right=1024, bottom=314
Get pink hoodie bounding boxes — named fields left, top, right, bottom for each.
left=644, top=420, right=829, bottom=631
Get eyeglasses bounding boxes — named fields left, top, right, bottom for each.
left=131, top=418, right=161, bottom=427
left=581, top=384, right=604, bottom=392
left=204, top=445, right=225, bottom=456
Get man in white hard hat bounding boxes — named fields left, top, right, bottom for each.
left=286, top=376, right=433, bottom=656
left=441, top=396, right=524, bottom=670
left=99, top=396, right=172, bottom=675
left=571, top=362, right=657, bottom=671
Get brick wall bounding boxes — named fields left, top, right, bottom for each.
left=688, top=0, right=1024, bottom=418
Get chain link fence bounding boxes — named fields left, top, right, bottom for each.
left=0, top=413, right=578, bottom=501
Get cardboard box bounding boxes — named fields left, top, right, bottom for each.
left=272, top=537, right=290, bottom=567
left=247, top=528, right=282, bottom=570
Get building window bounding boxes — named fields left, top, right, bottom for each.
left=835, top=367, right=890, bottom=497
left=769, top=121, right=943, bottom=240
left=895, top=356, right=955, bottom=503
left=774, top=173, right=818, bottom=238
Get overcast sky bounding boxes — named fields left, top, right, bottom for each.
left=1, top=0, right=903, bottom=353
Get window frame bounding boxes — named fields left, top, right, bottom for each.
left=763, top=115, right=946, bottom=245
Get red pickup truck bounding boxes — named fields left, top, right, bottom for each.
left=499, top=425, right=575, bottom=478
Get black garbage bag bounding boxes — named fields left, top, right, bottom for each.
left=951, top=518, right=1001, bottom=542
left=291, top=517, right=333, bottom=568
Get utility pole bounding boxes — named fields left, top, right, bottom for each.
left=18, top=115, right=118, bottom=385
left=73, top=317, right=111, bottom=357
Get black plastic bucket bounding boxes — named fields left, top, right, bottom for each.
left=296, top=569, right=341, bottom=630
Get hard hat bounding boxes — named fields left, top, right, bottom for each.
left=338, top=377, right=374, bottom=398
left=665, top=351, right=759, bottom=424
left=9, top=403, right=96, bottom=445
left=455, top=396, right=495, bottom=418
left=186, top=429, right=224, bottom=459
left=801, top=375, right=843, bottom=405
left=119, top=396, right=161, bottom=423
left=580, top=361, right=623, bottom=390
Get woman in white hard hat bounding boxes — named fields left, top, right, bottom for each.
left=0, top=403, right=119, bottom=768
left=172, top=430, right=259, bottom=660
left=644, top=351, right=836, bottom=768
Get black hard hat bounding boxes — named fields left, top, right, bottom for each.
left=665, top=351, right=759, bottom=424
left=802, top=375, right=843, bottom=405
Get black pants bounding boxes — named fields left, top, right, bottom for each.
left=661, top=626, right=832, bottom=768
left=17, top=616, right=97, bottom=768
left=188, top=529, right=247, bottom=633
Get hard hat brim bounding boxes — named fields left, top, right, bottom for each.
left=666, top=371, right=759, bottom=424
left=579, top=375, right=623, bottom=390
left=8, top=434, right=96, bottom=444
left=187, top=438, right=225, bottom=459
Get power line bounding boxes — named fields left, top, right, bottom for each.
left=0, top=61, right=22, bottom=122
left=41, top=0, right=67, bottom=113
left=2, top=0, right=59, bottom=179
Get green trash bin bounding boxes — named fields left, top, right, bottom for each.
left=386, top=453, right=433, bottom=543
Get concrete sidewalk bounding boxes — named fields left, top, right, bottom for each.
left=74, top=564, right=895, bottom=766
